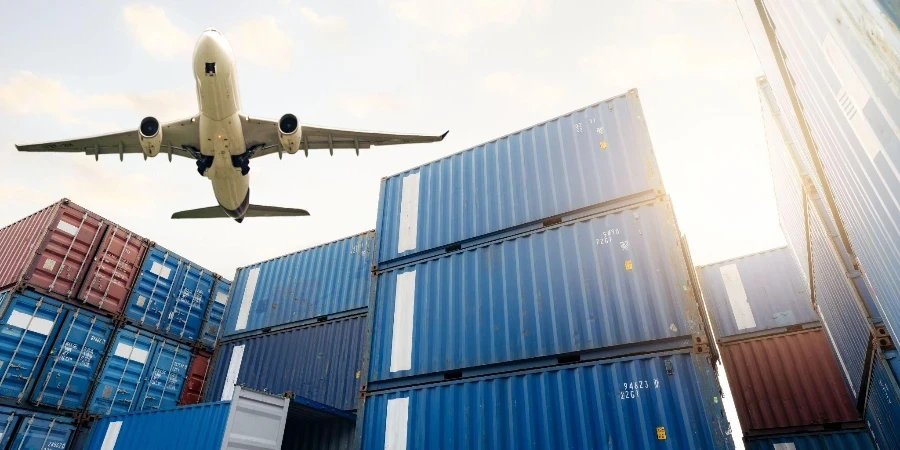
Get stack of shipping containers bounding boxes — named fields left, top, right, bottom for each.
left=358, top=90, right=734, bottom=449
left=697, top=247, right=874, bottom=447
left=740, top=0, right=900, bottom=447
left=202, top=232, right=374, bottom=449
left=0, top=199, right=228, bottom=448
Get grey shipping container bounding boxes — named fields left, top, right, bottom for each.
left=746, top=0, right=900, bottom=345
left=205, top=315, right=365, bottom=411
left=221, top=231, right=373, bottom=338
left=368, top=198, right=710, bottom=388
left=375, top=89, right=663, bottom=269
left=865, top=348, right=900, bottom=449
left=697, top=247, right=817, bottom=340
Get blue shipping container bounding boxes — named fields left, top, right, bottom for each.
left=0, top=406, right=76, bottom=450
left=753, top=0, right=900, bottom=344
left=222, top=232, right=373, bottom=338
left=369, top=199, right=706, bottom=386
left=697, top=247, right=816, bottom=339
left=746, top=430, right=875, bottom=450
left=199, top=277, right=231, bottom=349
left=206, top=315, right=364, bottom=411
left=125, top=245, right=216, bottom=343
left=361, top=349, right=732, bottom=450
left=134, top=339, right=191, bottom=411
left=865, top=348, right=900, bottom=450
left=84, top=386, right=291, bottom=450
left=375, top=89, right=663, bottom=268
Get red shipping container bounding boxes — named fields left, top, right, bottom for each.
left=720, top=327, right=860, bottom=435
left=0, top=199, right=106, bottom=299
left=77, top=223, right=149, bottom=314
left=179, top=349, right=212, bottom=405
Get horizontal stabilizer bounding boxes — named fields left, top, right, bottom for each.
left=171, top=204, right=310, bottom=220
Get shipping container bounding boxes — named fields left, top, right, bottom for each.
left=206, top=315, right=364, bottom=411
left=199, top=277, right=230, bottom=349
left=283, top=417, right=354, bottom=450
left=135, top=338, right=192, bottom=411
left=179, top=350, right=211, bottom=405
left=748, top=0, right=900, bottom=344
left=719, top=328, right=859, bottom=434
left=0, top=199, right=106, bottom=300
left=746, top=429, right=875, bottom=450
left=76, top=222, right=149, bottom=316
left=222, top=231, right=373, bottom=338
left=697, top=247, right=816, bottom=340
left=0, top=289, right=113, bottom=412
left=375, top=90, right=663, bottom=269
left=83, top=386, right=291, bottom=450
left=369, top=199, right=708, bottom=388
left=0, top=406, right=76, bottom=450
left=125, top=245, right=216, bottom=343
left=865, top=348, right=900, bottom=450
left=361, top=349, right=732, bottom=450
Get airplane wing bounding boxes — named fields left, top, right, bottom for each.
left=241, top=116, right=448, bottom=159
left=15, top=116, right=201, bottom=161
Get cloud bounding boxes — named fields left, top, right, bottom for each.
left=280, top=1, right=351, bottom=48
left=338, top=94, right=417, bottom=119
left=385, top=0, right=542, bottom=37
left=122, top=4, right=193, bottom=59
left=480, top=72, right=565, bottom=111
left=0, top=71, right=195, bottom=124
left=230, top=17, right=295, bottom=72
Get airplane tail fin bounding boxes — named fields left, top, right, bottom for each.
left=171, top=205, right=310, bottom=222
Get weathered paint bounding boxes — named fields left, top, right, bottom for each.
left=746, top=429, right=875, bottom=450
left=865, top=348, right=900, bottom=450
left=206, top=315, right=365, bottom=411
left=719, top=328, right=859, bottom=433
left=697, top=247, right=816, bottom=339
left=375, top=90, right=663, bottom=268
left=222, top=232, right=373, bottom=337
left=369, top=199, right=707, bottom=386
left=199, top=277, right=230, bottom=349
left=361, top=350, right=732, bottom=450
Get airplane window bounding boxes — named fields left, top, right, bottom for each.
left=205, top=62, right=216, bottom=75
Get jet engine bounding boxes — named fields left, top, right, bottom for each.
left=139, top=117, right=162, bottom=157
left=278, top=114, right=302, bottom=154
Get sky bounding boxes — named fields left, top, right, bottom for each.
left=0, top=1, right=783, bottom=445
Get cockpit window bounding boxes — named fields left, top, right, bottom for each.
left=205, top=62, right=216, bottom=75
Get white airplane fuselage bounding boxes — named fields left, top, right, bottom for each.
left=192, top=29, right=250, bottom=219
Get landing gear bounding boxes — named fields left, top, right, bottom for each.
left=231, top=144, right=264, bottom=177
left=196, top=156, right=214, bottom=176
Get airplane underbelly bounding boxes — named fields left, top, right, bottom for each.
left=210, top=165, right=248, bottom=210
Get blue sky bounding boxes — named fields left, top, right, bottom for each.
left=0, top=1, right=783, bottom=444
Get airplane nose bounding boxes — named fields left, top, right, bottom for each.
left=204, top=27, right=218, bottom=33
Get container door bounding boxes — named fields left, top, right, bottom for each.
left=125, top=247, right=181, bottom=330
left=0, top=292, right=64, bottom=403
left=179, top=351, right=211, bottom=405
left=30, top=308, right=113, bottom=411
left=88, top=328, right=158, bottom=415
left=26, top=204, right=106, bottom=298
left=77, top=224, right=148, bottom=315
left=0, top=407, right=20, bottom=449
left=162, top=264, right=214, bottom=342
left=200, top=280, right=230, bottom=349
left=9, top=415, right=75, bottom=450
left=135, top=340, right=191, bottom=411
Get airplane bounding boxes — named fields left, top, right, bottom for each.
left=16, top=28, right=447, bottom=222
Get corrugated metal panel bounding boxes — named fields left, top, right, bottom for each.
left=5, top=408, right=76, bottom=450
left=719, top=328, right=859, bottom=433
left=206, top=316, right=365, bottom=411
left=865, top=348, right=900, bottom=450
left=746, top=430, right=875, bottom=450
left=0, top=405, right=17, bottom=448
left=0, top=202, right=58, bottom=291
left=757, top=0, right=900, bottom=343
left=30, top=306, right=114, bottom=411
left=77, top=223, right=149, bottom=316
left=0, top=289, right=67, bottom=404
left=222, top=232, right=373, bottom=337
left=283, top=418, right=354, bottom=450
left=809, top=189, right=873, bottom=401
left=697, top=247, right=815, bottom=339
left=88, top=326, right=161, bottom=415
left=199, top=278, right=230, bottom=349
left=361, top=350, right=732, bottom=450
left=125, top=245, right=216, bottom=343
left=376, top=90, right=663, bottom=267
left=135, top=339, right=192, bottom=411
left=179, top=350, right=211, bottom=405
left=369, top=199, right=705, bottom=385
